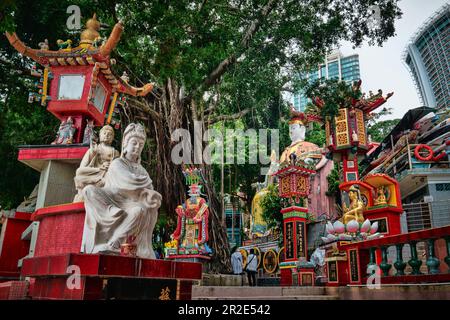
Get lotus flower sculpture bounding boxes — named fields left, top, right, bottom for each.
left=360, top=219, right=371, bottom=233
left=321, top=218, right=382, bottom=244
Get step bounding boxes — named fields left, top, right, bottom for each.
left=193, top=295, right=339, bottom=300
left=192, top=286, right=334, bottom=300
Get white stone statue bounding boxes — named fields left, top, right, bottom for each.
left=74, top=125, right=119, bottom=202
left=80, top=123, right=162, bottom=259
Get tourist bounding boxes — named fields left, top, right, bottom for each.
left=245, top=249, right=258, bottom=286
left=155, top=247, right=163, bottom=259
left=231, top=246, right=243, bottom=285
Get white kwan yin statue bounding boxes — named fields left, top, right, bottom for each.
left=80, top=123, right=162, bottom=259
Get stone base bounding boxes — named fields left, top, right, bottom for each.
left=20, top=253, right=202, bottom=300
left=167, top=254, right=211, bottom=272
left=280, top=267, right=315, bottom=286
left=201, top=274, right=244, bottom=286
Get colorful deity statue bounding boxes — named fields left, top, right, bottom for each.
left=278, top=106, right=335, bottom=218
left=374, top=185, right=387, bottom=205
left=52, top=116, right=76, bottom=144
left=170, top=166, right=212, bottom=256
left=279, top=107, right=327, bottom=167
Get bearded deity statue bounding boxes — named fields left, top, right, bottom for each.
left=169, top=166, right=212, bottom=256
left=81, top=123, right=162, bottom=259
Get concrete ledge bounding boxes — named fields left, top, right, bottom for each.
left=192, top=284, right=450, bottom=300
left=201, top=274, right=244, bottom=286
left=327, top=283, right=450, bottom=300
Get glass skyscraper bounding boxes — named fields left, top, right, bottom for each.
left=293, top=50, right=361, bottom=112
left=404, top=4, right=449, bottom=110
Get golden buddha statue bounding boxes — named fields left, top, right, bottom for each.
left=341, top=185, right=365, bottom=224
left=251, top=184, right=269, bottom=237
left=80, top=13, right=101, bottom=49
left=374, top=185, right=387, bottom=206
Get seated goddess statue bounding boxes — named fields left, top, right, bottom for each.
left=341, top=185, right=365, bottom=225
left=74, top=125, right=119, bottom=202
left=80, top=123, right=162, bottom=259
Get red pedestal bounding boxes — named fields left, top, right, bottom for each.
left=281, top=207, right=308, bottom=263
left=298, top=267, right=315, bottom=286
left=0, top=212, right=32, bottom=279
left=21, top=253, right=202, bottom=300
left=346, top=247, right=370, bottom=285
left=364, top=208, right=403, bottom=236
left=31, top=202, right=85, bottom=257
left=280, top=207, right=308, bottom=286
left=18, top=203, right=202, bottom=300
left=325, top=257, right=349, bottom=287
left=280, top=268, right=293, bottom=286
left=18, top=145, right=88, bottom=172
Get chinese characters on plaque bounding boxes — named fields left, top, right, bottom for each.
left=285, top=222, right=294, bottom=259
left=296, top=221, right=306, bottom=258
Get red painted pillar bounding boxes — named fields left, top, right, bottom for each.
left=342, top=153, right=359, bottom=182
left=280, top=207, right=308, bottom=286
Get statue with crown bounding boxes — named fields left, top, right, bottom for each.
left=165, top=165, right=213, bottom=261
left=81, top=123, right=162, bottom=259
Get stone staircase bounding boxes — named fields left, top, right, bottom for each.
left=192, top=286, right=339, bottom=300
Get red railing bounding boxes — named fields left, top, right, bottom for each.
left=339, top=225, right=450, bottom=284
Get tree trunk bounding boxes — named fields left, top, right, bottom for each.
left=123, top=78, right=231, bottom=273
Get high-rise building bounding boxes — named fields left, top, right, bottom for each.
left=293, top=50, right=360, bottom=112
left=403, top=4, right=449, bottom=110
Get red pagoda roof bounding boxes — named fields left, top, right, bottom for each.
left=5, top=18, right=153, bottom=97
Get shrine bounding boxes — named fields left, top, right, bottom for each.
left=0, top=3, right=449, bottom=303
left=0, top=14, right=201, bottom=300
left=165, top=166, right=213, bottom=265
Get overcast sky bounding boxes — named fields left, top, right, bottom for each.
left=332, top=0, right=447, bottom=120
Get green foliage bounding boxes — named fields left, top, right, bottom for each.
left=260, top=183, right=283, bottom=230
left=0, top=0, right=16, bottom=32
left=0, top=0, right=402, bottom=211
left=304, top=79, right=360, bottom=121
left=367, top=118, right=400, bottom=143
left=305, top=122, right=326, bottom=147
left=326, top=163, right=341, bottom=197
left=0, top=81, right=58, bottom=208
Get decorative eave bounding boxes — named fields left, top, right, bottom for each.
left=98, top=22, right=123, bottom=57
left=4, top=32, right=41, bottom=63
left=273, top=165, right=316, bottom=178
left=117, top=81, right=154, bottom=97
left=356, top=92, right=394, bottom=113
left=4, top=22, right=154, bottom=97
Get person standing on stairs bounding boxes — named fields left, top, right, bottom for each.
left=245, top=249, right=258, bottom=286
